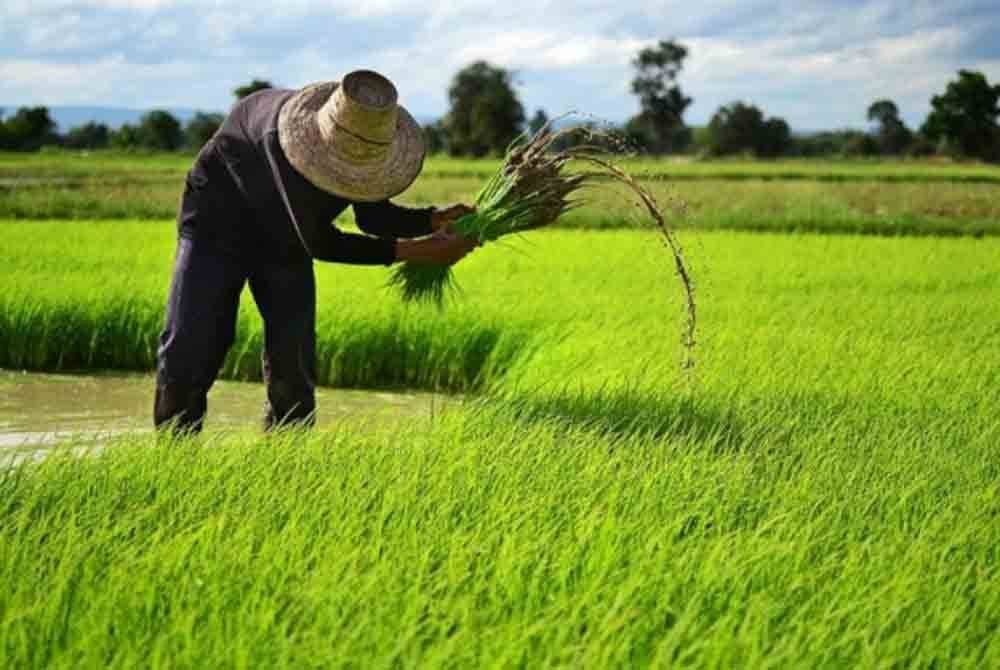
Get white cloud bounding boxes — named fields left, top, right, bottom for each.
left=1, top=1, right=998, bottom=129
left=0, top=56, right=228, bottom=108
left=449, top=30, right=647, bottom=70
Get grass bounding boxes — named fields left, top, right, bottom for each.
left=1, top=218, right=999, bottom=666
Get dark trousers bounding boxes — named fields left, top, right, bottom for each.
left=154, top=236, right=317, bottom=432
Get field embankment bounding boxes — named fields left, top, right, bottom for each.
left=2, top=152, right=999, bottom=236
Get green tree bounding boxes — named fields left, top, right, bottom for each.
left=184, top=112, right=224, bottom=150
left=0, top=109, right=8, bottom=149
left=844, top=132, right=879, bottom=158
left=528, top=109, right=549, bottom=135
left=64, top=122, right=111, bottom=150
left=1, top=106, right=58, bottom=151
left=707, top=102, right=791, bottom=158
left=137, top=110, right=183, bottom=151
left=423, top=120, right=448, bottom=155
left=234, top=79, right=274, bottom=101
left=443, top=61, right=525, bottom=157
left=906, top=134, right=937, bottom=158
left=626, top=40, right=692, bottom=154
left=921, top=70, right=1000, bottom=161
left=758, top=117, right=792, bottom=158
left=708, top=102, right=763, bottom=156
left=867, top=99, right=912, bottom=155
left=111, top=124, right=140, bottom=150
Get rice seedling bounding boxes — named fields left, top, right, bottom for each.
left=388, top=125, right=590, bottom=304
left=2, top=218, right=999, bottom=667
left=389, top=123, right=699, bottom=369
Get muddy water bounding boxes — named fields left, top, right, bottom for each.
left=0, top=370, right=443, bottom=450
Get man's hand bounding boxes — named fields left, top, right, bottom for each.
left=395, top=233, right=478, bottom=266
left=430, top=203, right=476, bottom=234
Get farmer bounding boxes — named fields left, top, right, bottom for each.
left=155, top=69, right=476, bottom=432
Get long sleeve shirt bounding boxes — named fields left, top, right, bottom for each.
left=177, top=88, right=433, bottom=265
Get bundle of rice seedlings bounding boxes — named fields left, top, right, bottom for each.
left=389, top=125, right=588, bottom=304
left=390, top=121, right=698, bottom=367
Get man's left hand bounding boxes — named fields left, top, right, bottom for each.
left=431, top=203, right=476, bottom=234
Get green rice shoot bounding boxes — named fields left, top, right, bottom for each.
left=389, top=121, right=698, bottom=367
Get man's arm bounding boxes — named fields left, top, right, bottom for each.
left=353, top=201, right=476, bottom=239
left=264, top=129, right=474, bottom=264
left=305, top=220, right=478, bottom=266
left=353, top=200, right=434, bottom=239
left=306, top=223, right=398, bottom=265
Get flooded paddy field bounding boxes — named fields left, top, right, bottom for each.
left=0, top=369, right=441, bottom=453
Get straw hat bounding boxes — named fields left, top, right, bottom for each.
left=278, top=69, right=426, bottom=202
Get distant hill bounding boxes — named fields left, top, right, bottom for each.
left=0, top=106, right=213, bottom=132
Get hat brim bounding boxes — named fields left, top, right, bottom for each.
left=278, top=81, right=426, bottom=202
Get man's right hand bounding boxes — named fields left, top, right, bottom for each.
left=394, top=233, right=479, bottom=265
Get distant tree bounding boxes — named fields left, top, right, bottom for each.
left=1, top=106, right=58, bottom=151
left=867, top=99, right=912, bottom=155
left=0, top=109, right=8, bottom=149
left=626, top=40, right=692, bottom=154
left=791, top=130, right=860, bottom=157
left=528, top=108, right=549, bottom=135
left=234, top=79, right=274, bottom=101
left=687, top=125, right=709, bottom=152
left=443, top=61, right=525, bottom=157
left=423, top=120, right=448, bottom=155
left=111, top=123, right=140, bottom=150
left=550, top=121, right=607, bottom=152
left=758, top=117, right=792, bottom=158
left=843, top=132, right=879, bottom=157
left=921, top=70, right=1000, bottom=162
left=707, top=102, right=763, bottom=156
left=706, top=102, right=791, bottom=158
left=137, top=110, right=183, bottom=151
left=64, top=122, right=111, bottom=150
left=905, top=134, right=937, bottom=158
left=184, top=112, right=224, bottom=150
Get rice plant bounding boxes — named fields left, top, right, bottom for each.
left=2, top=219, right=1000, bottom=667
left=389, top=122, right=699, bottom=367
left=389, top=125, right=589, bottom=304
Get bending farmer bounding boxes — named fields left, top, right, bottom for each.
left=155, top=70, right=476, bottom=432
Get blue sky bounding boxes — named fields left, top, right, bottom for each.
left=1, top=0, right=998, bottom=130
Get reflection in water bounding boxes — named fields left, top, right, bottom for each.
left=0, top=370, right=442, bottom=449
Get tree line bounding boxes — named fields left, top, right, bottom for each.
left=0, top=106, right=225, bottom=153
left=2, top=47, right=998, bottom=162
left=0, top=80, right=273, bottom=154
left=432, top=42, right=999, bottom=162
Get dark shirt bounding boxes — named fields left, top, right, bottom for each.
left=178, top=88, right=433, bottom=265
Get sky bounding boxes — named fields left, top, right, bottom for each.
left=1, top=0, right=998, bottom=131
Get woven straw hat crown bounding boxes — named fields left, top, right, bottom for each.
left=278, top=69, right=425, bottom=202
